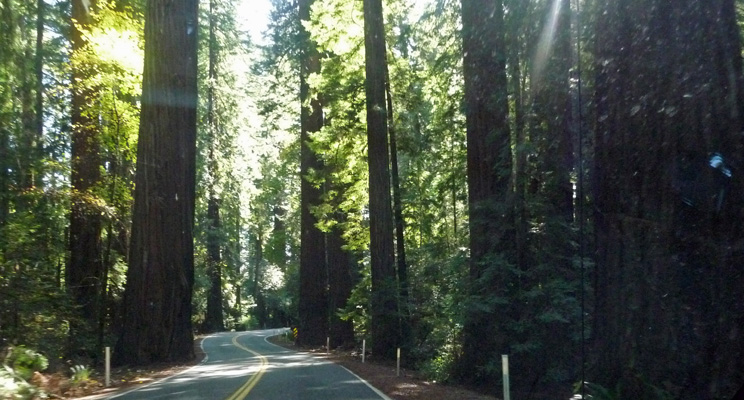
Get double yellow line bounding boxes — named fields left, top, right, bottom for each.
left=225, top=334, right=268, bottom=400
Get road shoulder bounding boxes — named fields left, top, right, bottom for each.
left=266, top=336, right=496, bottom=400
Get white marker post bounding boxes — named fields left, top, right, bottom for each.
left=502, top=354, right=510, bottom=400
left=396, top=348, right=401, bottom=377
left=105, top=347, right=111, bottom=387
left=362, top=339, right=366, bottom=363
left=327, top=337, right=330, bottom=355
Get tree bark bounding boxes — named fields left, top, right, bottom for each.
left=592, top=0, right=744, bottom=397
left=297, top=0, right=328, bottom=346
left=458, top=0, right=512, bottom=384
left=117, top=0, right=198, bottom=365
left=363, top=0, right=398, bottom=360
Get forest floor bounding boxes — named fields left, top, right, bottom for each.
left=55, top=334, right=497, bottom=400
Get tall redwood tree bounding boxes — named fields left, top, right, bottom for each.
left=117, top=0, right=199, bottom=364
left=457, top=0, right=512, bottom=384
left=363, top=0, right=399, bottom=359
left=297, top=0, right=329, bottom=346
left=592, top=0, right=744, bottom=397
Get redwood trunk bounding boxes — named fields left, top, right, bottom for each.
left=458, top=0, right=512, bottom=384
left=117, top=0, right=198, bottom=365
left=363, top=0, right=398, bottom=360
left=592, top=0, right=744, bottom=397
left=298, top=0, right=328, bottom=346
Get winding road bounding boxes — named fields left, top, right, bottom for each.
left=109, top=329, right=391, bottom=400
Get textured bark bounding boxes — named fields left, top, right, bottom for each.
left=297, top=0, right=328, bottom=346
left=592, top=0, right=744, bottom=397
left=68, top=0, right=103, bottom=352
left=117, top=0, right=198, bottom=365
left=458, top=0, right=512, bottom=384
left=364, top=0, right=398, bottom=360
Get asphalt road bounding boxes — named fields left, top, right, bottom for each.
left=109, top=329, right=391, bottom=400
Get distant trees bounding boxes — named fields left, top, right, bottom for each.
left=202, top=0, right=226, bottom=334
left=117, top=0, right=198, bottom=364
left=68, top=0, right=104, bottom=354
left=1, top=0, right=100, bottom=360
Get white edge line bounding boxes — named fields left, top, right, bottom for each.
left=262, top=327, right=291, bottom=348
left=261, top=328, right=392, bottom=400
left=107, top=334, right=214, bottom=399
left=339, top=365, right=394, bottom=400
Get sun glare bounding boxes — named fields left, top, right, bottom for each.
left=532, top=0, right=564, bottom=90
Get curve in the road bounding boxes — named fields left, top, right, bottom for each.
left=225, top=333, right=268, bottom=400
left=107, top=329, right=391, bottom=400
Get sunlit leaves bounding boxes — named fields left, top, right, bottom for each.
left=86, top=27, right=142, bottom=74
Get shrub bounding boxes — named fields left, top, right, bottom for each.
left=4, top=346, right=48, bottom=381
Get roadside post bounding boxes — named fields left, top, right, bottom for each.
left=396, top=348, right=401, bottom=377
left=105, top=347, right=111, bottom=387
left=502, top=354, right=510, bottom=400
left=362, top=339, right=366, bottom=363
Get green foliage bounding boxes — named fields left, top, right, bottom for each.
left=69, top=364, right=91, bottom=385
left=0, top=346, right=49, bottom=399
left=0, top=366, right=43, bottom=400
left=4, top=346, right=48, bottom=382
left=337, top=265, right=371, bottom=337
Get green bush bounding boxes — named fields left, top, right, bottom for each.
left=70, top=364, right=91, bottom=386
left=1, top=346, right=48, bottom=400
left=0, top=367, right=42, bottom=400
left=4, top=346, right=48, bottom=381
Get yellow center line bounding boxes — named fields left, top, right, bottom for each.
left=225, top=334, right=269, bottom=400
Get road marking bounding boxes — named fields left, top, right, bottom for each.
left=339, top=365, right=394, bottom=400
left=108, top=334, right=215, bottom=399
left=225, top=333, right=268, bottom=400
left=260, top=329, right=391, bottom=400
